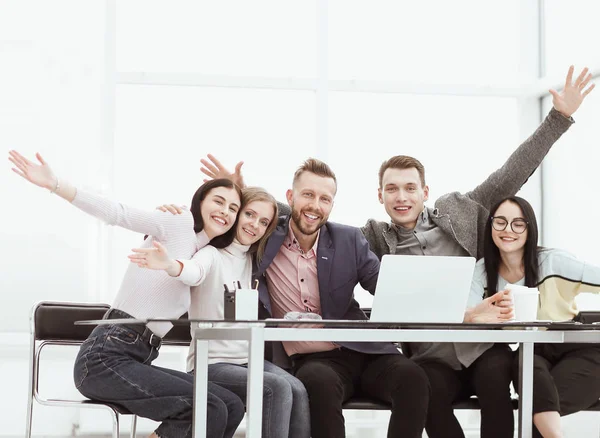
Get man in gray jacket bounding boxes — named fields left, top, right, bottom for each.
left=357, top=65, right=594, bottom=438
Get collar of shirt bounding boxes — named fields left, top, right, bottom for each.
left=392, top=207, right=429, bottom=234
left=284, top=220, right=320, bottom=258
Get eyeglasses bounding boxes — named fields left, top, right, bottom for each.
left=490, top=216, right=528, bottom=234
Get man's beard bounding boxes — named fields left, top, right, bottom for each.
left=291, top=205, right=326, bottom=236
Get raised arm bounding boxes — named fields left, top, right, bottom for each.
left=9, top=150, right=182, bottom=239
left=465, top=66, right=595, bottom=210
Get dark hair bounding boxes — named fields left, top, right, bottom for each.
left=190, top=178, right=243, bottom=249
left=483, top=196, right=539, bottom=296
left=378, top=155, right=426, bottom=188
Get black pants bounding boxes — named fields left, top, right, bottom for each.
left=513, top=343, right=600, bottom=438
left=291, top=347, right=429, bottom=438
left=419, top=344, right=514, bottom=438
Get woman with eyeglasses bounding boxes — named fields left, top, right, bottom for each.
left=470, top=196, right=600, bottom=438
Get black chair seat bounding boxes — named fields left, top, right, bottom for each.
left=342, top=397, right=521, bottom=411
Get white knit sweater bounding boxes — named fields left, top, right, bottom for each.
left=177, top=241, right=252, bottom=370
left=72, top=188, right=209, bottom=337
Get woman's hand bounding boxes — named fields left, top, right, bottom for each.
left=128, top=241, right=182, bottom=276
left=9, top=150, right=58, bottom=191
left=464, top=289, right=514, bottom=323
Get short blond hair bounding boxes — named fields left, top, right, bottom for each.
left=293, top=158, right=337, bottom=188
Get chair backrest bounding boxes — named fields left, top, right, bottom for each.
left=32, top=301, right=193, bottom=346
left=161, top=313, right=192, bottom=345
left=32, top=301, right=111, bottom=342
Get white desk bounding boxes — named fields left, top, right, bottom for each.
left=191, top=321, right=600, bottom=438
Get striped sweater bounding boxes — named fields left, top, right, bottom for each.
left=470, top=248, right=600, bottom=321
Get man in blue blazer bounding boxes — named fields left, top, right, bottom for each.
left=251, top=158, right=429, bottom=438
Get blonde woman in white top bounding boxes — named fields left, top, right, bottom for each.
left=9, top=150, right=245, bottom=438
left=131, top=187, right=311, bottom=438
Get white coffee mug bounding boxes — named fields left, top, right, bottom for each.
left=505, top=284, right=539, bottom=322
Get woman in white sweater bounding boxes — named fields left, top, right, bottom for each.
left=131, top=187, right=311, bottom=438
left=9, top=150, right=245, bottom=438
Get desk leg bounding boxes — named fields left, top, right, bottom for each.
left=246, top=326, right=265, bottom=438
left=193, top=337, right=210, bottom=438
left=518, top=342, right=534, bottom=438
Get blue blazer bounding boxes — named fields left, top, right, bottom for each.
left=253, top=215, right=399, bottom=355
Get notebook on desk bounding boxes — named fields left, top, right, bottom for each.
left=370, top=255, right=476, bottom=323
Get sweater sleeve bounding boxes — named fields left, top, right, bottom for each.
left=72, top=188, right=187, bottom=239
left=539, top=249, right=600, bottom=296
left=465, top=108, right=573, bottom=210
left=177, top=246, right=218, bottom=287
left=467, top=260, right=487, bottom=308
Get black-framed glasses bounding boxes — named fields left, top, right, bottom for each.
left=490, top=216, right=528, bottom=234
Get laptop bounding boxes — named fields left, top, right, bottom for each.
left=369, top=255, right=476, bottom=323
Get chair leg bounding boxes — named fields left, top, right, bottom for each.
left=110, top=410, right=120, bottom=438
left=130, top=415, right=137, bottom=438
left=24, top=396, right=33, bottom=438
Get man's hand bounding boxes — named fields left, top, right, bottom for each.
left=464, top=290, right=514, bottom=323
left=550, top=65, right=595, bottom=118
left=156, top=204, right=185, bottom=215
left=200, top=154, right=246, bottom=188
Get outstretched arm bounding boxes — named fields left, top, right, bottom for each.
left=466, top=66, right=595, bottom=209
left=200, top=154, right=246, bottom=188
left=9, top=150, right=182, bottom=239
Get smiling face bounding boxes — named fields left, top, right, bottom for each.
left=199, top=186, right=241, bottom=239
left=378, top=167, right=429, bottom=230
left=235, top=200, right=275, bottom=246
left=491, top=200, right=528, bottom=257
left=286, top=171, right=336, bottom=238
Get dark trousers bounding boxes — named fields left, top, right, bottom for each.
left=513, top=343, right=600, bottom=438
left=291, top=347, right=429, bottom=438
left=74, top=324, right=245, bottom=438
left=418, top=344, right=515, bottom=438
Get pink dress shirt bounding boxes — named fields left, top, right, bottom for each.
left=266, top=222, right=338, bottom=356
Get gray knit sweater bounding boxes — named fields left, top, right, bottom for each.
left=362, top=108, right=573, bottom=261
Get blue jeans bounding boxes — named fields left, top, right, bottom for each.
left=74, top=324, right=245, bottom=438
left=199, top=360, right=311, bottom=438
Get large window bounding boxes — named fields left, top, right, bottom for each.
left=1, top=1, right=106, bottom=332
left=541, top=78, right=600, bottom=265
left=544, top=2, right=600, bottom=77
left=116, top=1, right=316, bottom=77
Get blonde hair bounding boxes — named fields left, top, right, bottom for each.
left=241, top=186, right=278, bottom=263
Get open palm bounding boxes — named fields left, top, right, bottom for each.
left=550, top=66, right=595, bottom=118
left=8, top=150, right=56, bottom=190
left=128, top=241, right=173, bottom=271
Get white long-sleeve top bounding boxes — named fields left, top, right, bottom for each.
left=72, top=188, right=209, bottom=337
left=177, top=241, right=252, bottom=370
